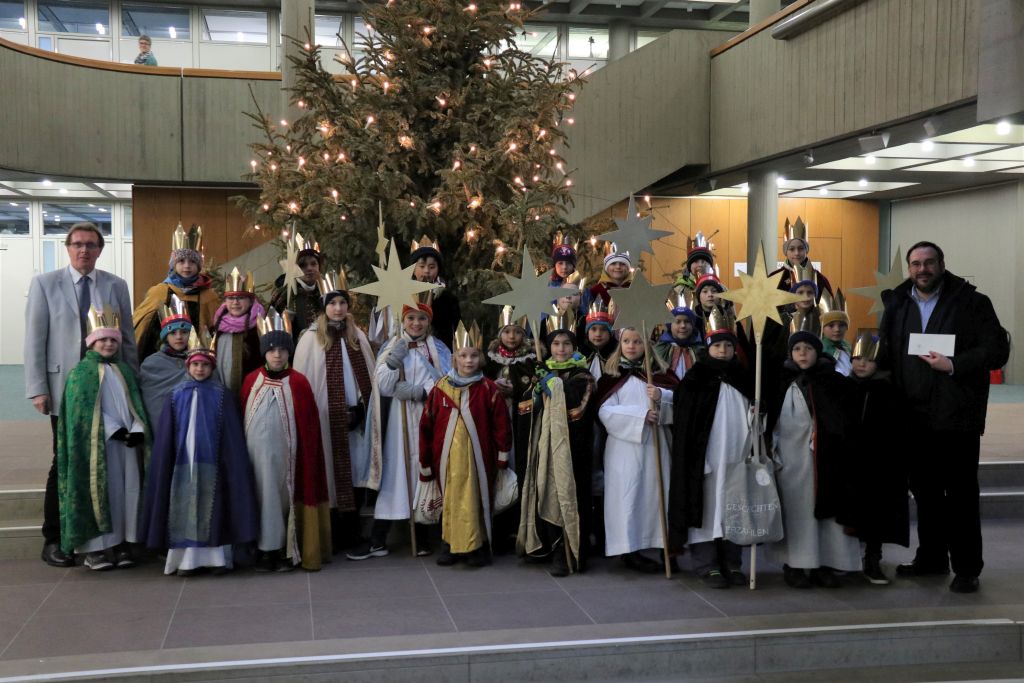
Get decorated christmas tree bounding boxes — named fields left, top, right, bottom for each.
left=239, top=0, right=583, bottom=326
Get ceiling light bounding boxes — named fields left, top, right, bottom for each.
left=818, top=187, right=828, bottom=195
left=924, top=116, right=943, bottom=137
left=88, top=203, right=95, bottom=207
left=963, top=157, right=976, bottom=167
left=858, top=178, right=868, bottom=187
left=9, top=202, right=16, bottom=206
left=41, top=179, right=52, bottom=186
left=740, top=183, right=749, bottom=194
left=169, top=26, right=177, bottom=39
left=920, top=140, right=934, bottom=151
left=59, top=188, right=68, bottom=195
left=858, top=132, right=891, bottom=153
left=864, top=155, right=876, bottom=164
left=776, top=176, right=786, bottom=187
left=996, top=121, right=1012, bottom=135
left=98, top=207, right=107, bottom=212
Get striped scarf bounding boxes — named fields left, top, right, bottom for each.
left=324, top=326, right=373, bottom=511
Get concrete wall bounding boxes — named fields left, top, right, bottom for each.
left=890, top=182, right=1024, bottom=381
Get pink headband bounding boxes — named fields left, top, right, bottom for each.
left=86, top=328, right=122, bottom=348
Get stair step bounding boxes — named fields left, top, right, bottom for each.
left=0, top=488, right=44, bottom=524
left=0, top=522, right=42, bottom=560
left=980, top=490, right=1024, bottom=519
left=978, top=461, right=1024, bottom=488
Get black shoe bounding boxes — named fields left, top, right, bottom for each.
left=41, top=542, right=74, bottom=568
left=416, top=542, right=433, bottom=557
left=896, top=560, right=949, bottom=577
left=436, top=549, right=459, bottom=566
left=345, top=542, right=389, bottom=561
left=700, top=569, right=730, bottom=589
left=84, top=551, right=114, bottom=571
left=466, top=548, right=491, bottom=568
left=726, top=569, right=746, bottom=586
left=210, top=566, right=232, bottom=576
left=863, top=556, right=890, bottom=585
left=783, top=564, right=811, bottom=589
left=255, top=551, right=278, bottom=573
left=809, top=567, right=841, bottom=588
left=114, top=545, right=135, bottom=569
left=274, top=559, right=296, bottom=572
left=949, top=575, right=979, bottom=594
left=550, top=548, right=571, bottom=577
left=176, top=568, right=199, bottom=577
left=622, top=552, right=661, bottom=574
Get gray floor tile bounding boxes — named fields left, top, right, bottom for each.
left=689, top=572, right=855, bottom=618
left=0, top=559, right=66, bottom=587
left=313, top=595, right=455, bottom=640
left=426, top=555, right=559, bottom=595
left=35, top=577, right=183, bottom=616
left=309, top=564, right=433, bottom=602
left=178, top=570, right=310, bottom=609
left=566, top=582, right=725, bottom=624
left=443, top=590, right=592, bottom=631
left=1, top=610, right=172, bottom=660
left=0, top=584, right=54, bottom=621
left=163, top=603, right=312, bottom=649
left=61, top=556, right=169, bottom=582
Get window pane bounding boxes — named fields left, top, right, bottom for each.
left=0, top=1, right=26, bottom=31
left=351, top=16, right=381, bottom=51
left=509, top=24, right=558, bottom=57
left=201, top=9, right=267, bottom=44
left=314, top=14, right=343, bottom=48
left=123, top=205, right=133, bottom=237
left=37, top=1, right=109, bottom=35
left=0, top=202, right=29, bottom=235
left=122, top=4, right=190, bottom=40
left=567, top=27, right=608, bottom=60
left=636, top=29, right=668, bottom=50
left=42, top=203, right=112, bottom=236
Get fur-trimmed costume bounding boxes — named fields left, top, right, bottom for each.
left=132, top=279, right=219, bottom=361
left=213, top=301, right=266, bottom=395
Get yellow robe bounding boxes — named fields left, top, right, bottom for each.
left=440, top=387, right=487, bottom=554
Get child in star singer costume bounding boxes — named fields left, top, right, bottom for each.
left=241, top=308, right=331, bottom=572
left=347, top=296, right=450, bottom=560
left=819, top=289, right=852, bottom=377
left=669, top=306, right=753, bottom=589
left=213, top=268, right=265, bottom=395
left=654, top=288, right=705, bottom=381
left=141, top=328, right=258, bottom=576
left=419, top=322, right=512, bottom=568
left=595, top=327, right=678, bottom=573
left=579, top=299, right=617, bottom=551
left=293, top=271, right=381, bottom=553
left=58, top=305, right=150, bottom=571
left=140, top=295, right=193, bottom=432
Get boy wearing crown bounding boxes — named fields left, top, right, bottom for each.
left=133, top=223, right=220, bottom=361
left=655, top=289, right=705, bottom=381
left=669, top=307, right=753, bottom=588
left=58, top=306, right=149, bottom=570
left=769, top=218, right=834, bottom=298
left=419, top=322, right=512, bottom=567
left=241, top=309, right=331, bottom=571
left=518, top=309, right=596, bottom=576
left=270, top=231, right=325, bottom=341
left=580, top=249, right=632, bottom=314
left=141, top=329, right=258, bottom=576
left=411, top=236, right=461, bottom=351
left=820, top=290, right=852, bottom=376
left=293, top=272, right=381, bottom=554
left=140, top=295, right=193, bottom=431
left=213, top=268, right=266, bottom=395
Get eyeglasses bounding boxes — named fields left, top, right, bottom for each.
left=68, top=242, right=101, bottom=251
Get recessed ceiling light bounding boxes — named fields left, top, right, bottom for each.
left=740, top=183, right=749, bottom=194
left=996, top=121, right=1012, bottom=135
left=864, top=155, right=876, bottom=164
left=98, top=208, right=107, bottom=212
left=963, top=157, right=976, bottom=167
left=858, top=178, right=868, bottom=187
left=776, top=177, right=786, bottom=187
left=818, top=187, right=828, bottom=195
left=920, top=140, right=934, bottom=151
left=8, top=202, right=16, bottom=206
left=41, top=179, right=52, bottom=186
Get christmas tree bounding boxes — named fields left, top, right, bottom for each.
left=239, top=0, right=583, bottom=327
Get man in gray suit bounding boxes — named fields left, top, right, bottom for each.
left=24, top=222, right=137, bottom=567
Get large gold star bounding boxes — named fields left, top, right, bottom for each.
left=482, top=248, right=579, bottom=324
left=277, top=232, right=304, bottom=306
left=350, top=241, right=440, bottom=312
left=849, top=247, right=905, bottom=318
left=717, top=242, right=808, bottom=344
left=595, top=195, right=672, bottom=259
left=608, top=270, right=674, bottom=332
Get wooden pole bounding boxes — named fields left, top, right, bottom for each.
left=749, top=340, right=763, bottom=589
left=398, top=349, right=418, bottom=558
left=641, top=321, right=672, bottom=579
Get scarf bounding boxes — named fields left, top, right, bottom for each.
left=324, top=325, right=373, bottom=511
left=446, top=369, right=483, bottom=387
left=618, top=356, right=646, bottom=371
left=822, top=338, right=851, bottom=358
left=163, top=269, right=210, bottom=292
left=213, top=300, right=266, bottom=333
left=658, top=328, right=700, bottom=346
left=265, top=364, right=290, bottom=377
left=545, top=353, right=588, bottom=371
left=160, top=344, right=187, bottom=359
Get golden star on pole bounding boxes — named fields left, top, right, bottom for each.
left=350, top=241, right=440, bottom=312
left=482, top=248, right=578, bottom=323
left=608, top=270, right=674, bottom=332
left=849, top=247, right=905, bottom=318
left=277, top=231, right=304, bottom=306
left=717, top=242, right=808, bottom=344
left=595, top=195, right=672, bottom=259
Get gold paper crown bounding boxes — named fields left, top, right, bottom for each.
left=256, top=306, right=293, bottom=337
left=453, top=320, right=483, bottom=351
left=852, top=331, right=881, bottom=361
left=704, top=305, right=736, bottom=338
left=784, top=217, right=809, bottom=245
left=586, top=297, right=614, bottom=322
left=789, top=308, right=821, bottom=337
left=293, top=230, right=320, bottom=255
left=552, top=231, right=579, bottom=251
left=666, top=287, right=696, bottom=313
left=86, top=304, right=120, bottom=337
left=564, top=272, right=586, bottom=291
left=603, top=241, right=618, bottom=258
left=158, top=294, right=189, bottom=327
left=171, top=222, right=203, bottom=253
left=498, top=305, right=527, bottom=330
left=686, top=231, right=715, bottom=254
left=224, top=267, right=255, bottom=296
left=411, top=234, right=440, bottom=255
left=317, top=269, right=349, bottom=298
left=789, top=264, right=817, bottom=290
left=545, top=304, right=577, bottom=337
left=186, top=326, right=215, bottom=360
left=818, top=289, right=849, bottom=326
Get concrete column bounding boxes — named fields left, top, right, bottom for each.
left=746, top=169, right=778, bottom=269
left=280, top=0, right=314, bottom=114
left=608, top=20, right=631, bottom=61
left=748, top=0, right=782, bottom=25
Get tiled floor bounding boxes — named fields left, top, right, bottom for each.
left=2, top=519, right=1024, bottom=667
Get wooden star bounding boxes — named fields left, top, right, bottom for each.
left=277, top=233, right=304, bottom=306
left=595, top=195, right=672, bottom=259
left=717, top=242, right=808, bottom=344
left=350, top=241, right=440, bottom=312
left=849, top=247, right=905, bottom=318
left=608, top=270, right=674, bottom=332
left=482, top=248, right=578, bottom=324
left=375, top=203, right=389, bottom=267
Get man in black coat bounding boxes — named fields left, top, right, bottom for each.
left=879, top=241, right=1009, bottom=594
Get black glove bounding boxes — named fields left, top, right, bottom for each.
left=125, top=432, right=145, bottom=448
left=347, top=403, right=366, bottom=431
left=110, top=427, right=129, bottom=442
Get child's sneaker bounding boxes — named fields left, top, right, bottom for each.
left=345, top=542, right=389, bottom=561
left=863, top=556, right=890, bottom=585
left=84, top=551, right=114, bottom=571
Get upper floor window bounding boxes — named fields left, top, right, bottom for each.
left=122, top=4, right=190, bottom=41
left=42, top=202, right=113, bottom=236
left=567, top=27, right=608, bottom=60
left=315, top=14, right=343, bottom=48
left=0, top=203, right=29, bottom=236
left=201, top=9, right=268, bottom=44
left=511, top=24, right=558, bottom=57
left=636, top=29, right=668, bottom=50
left=37, top=0, right=109, bottom=36
left=0, top=1, right=26, bottom=31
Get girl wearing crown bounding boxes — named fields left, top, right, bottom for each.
left=769, top=217, right=834, bottom=298
left=654, top=290, right=705, bottom=381
left=141, top=329, right=258, bottom=576
left=140, top=295, right=193, bottom=432
left=595, top=327, right=677, bottom=573
left=349, top=298, right=450, bottom=560
left=293, top=273, right=380, bottom=554
left=58, top=306, right=150, bottom=571
left=518, top=310, right=596, bottom=576
left=213, top=268, right=266, bottom=395
left=241, top=310, right=331, bottom=572
left=549, top=233, right=578, bottom=288
left=419, top=322, right=512, bottom=568
left=269, top=231, right=324, bottom=341
left=132, top=223, right=220, bottom=361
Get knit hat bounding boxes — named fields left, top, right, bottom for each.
left=787, top=309, right=823, bottom=355
left=410, top=234, right=442, bottom=267
left=585, top=299, right=614, bottom=332
left=544, top=307, right=577, bottom=348
left=694, top=274, right=725, bottom=297
left=292, top=230, right=324, bottom=266
left=788, top=330, right=823, bottom=355
left=158, top=294, right=192, bottom=341
left=260, top=330, right=294, bottom=357
left=603, top=250, right=631, bottom=272
left=667, top=288, right=698, bottom=323
left=168, top=223, right=203, bottom=268
left=685, top=231, right=715, bottom=274
left=402, top=291, right=434, bottom=322
left=256, top=307, right=294, bottom=357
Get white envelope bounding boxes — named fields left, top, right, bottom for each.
left=908, top=333, right=955, bottom=356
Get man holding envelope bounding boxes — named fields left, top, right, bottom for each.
left=879, top=241, right=1009, bottom=594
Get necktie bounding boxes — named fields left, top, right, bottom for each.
left=79, top=275, right=91, bottom=359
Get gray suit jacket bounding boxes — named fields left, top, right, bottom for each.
left=24, top=268, right=137, bottom=416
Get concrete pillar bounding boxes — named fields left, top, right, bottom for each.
left=747, top=170, right=778, bottom=269
left=748, top=0, right=782, bottom=25
left=281, top=0, right=315, bottom=115
left=608, top=20, right=631, bottom=61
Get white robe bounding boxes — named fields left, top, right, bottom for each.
left=244, top=376, right=295, bottom=553
left=598, top=375, right=673, bottom=556
left=373, top=336, right=449, bottom=520
left=771, top=384, right=861, bottom=571
left=687, top=383, right=750, bottom=545
left=832, top=349, right=852, bottom=377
